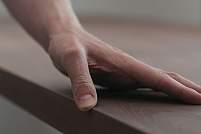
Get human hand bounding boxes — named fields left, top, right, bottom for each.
left=4, top=0, right=201, bottom=111
left=48, top=27, right=201, bottom=111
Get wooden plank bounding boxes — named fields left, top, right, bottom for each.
left=0, top=68, right=140, bottom=134
left=1, top=19, right=201, bottom=134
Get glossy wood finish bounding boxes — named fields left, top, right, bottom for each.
left=0, top=18, right=201, bottom=134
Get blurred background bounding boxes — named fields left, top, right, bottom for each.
left=0, top=0, right=201, bottom=134
left=1, top=0, right=201, bottom=26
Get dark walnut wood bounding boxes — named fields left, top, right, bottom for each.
left=0, top=18, right=201, bottom=134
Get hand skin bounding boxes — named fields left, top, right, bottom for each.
left=3, top=0, right=201, bottom=111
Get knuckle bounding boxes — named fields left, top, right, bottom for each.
left=156, top=72, right=169, bottom=88
left=63, top=46, right=82, bottom=58
left=75, top=75, right=91, bottom=88
left=176, top=87, right=186, bottom=101
left=60, top=45, right=85, bottom=65
left=73, top=75, right=94, bottom=95
left=178, top=88, right=185, bottom=98
left=167, top=72, right=179, bottom=78
left=48, top=34, right=86, bottom=66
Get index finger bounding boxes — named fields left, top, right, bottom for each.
left=115, top=52, right=201, bottom=103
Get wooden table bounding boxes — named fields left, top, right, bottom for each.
left=0, top=18, right=201, bottom=134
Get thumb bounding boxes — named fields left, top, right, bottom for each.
left=61, top=46, right=97, bottom=111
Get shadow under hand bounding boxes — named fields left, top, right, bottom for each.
left=59, top=85, right=185, bottom=105
left=96, top=87, right=184, bottom=105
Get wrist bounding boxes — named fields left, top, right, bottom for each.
left=48, top=15, right=82, bottom=34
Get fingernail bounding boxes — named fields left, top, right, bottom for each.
left=79, top=94, right=93, bottom=100
left=77, top=94, right=97, bottom=111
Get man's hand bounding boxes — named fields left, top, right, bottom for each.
left=4, top=0, right=201, bottom=111
left=48, top=28, right=201, bottom=111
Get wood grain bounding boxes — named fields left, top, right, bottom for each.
left=0, top=18, right=201, bottom=134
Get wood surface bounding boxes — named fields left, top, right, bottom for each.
left=0, top=18, right=201, bottom=134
